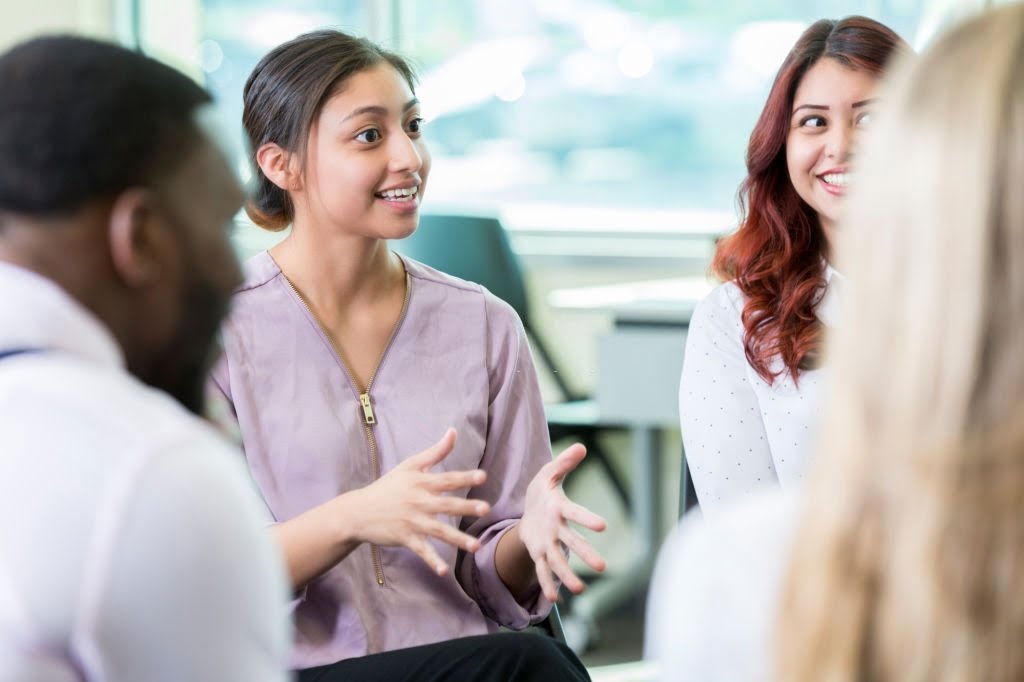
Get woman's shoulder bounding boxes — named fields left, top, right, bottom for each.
left=400, top=255, right=522, bottom=330
left=667, top=490, right=798, bottom=569
left=697, top=280, right=746, bottom=316
left=688, top=280, right=746, bottom=338
left=646, top=490, right=801, bottom=680
left=219, top=252, right=290, bottom=336
left=234, top=250, right=281, bottom=296
left=400, top=255, right=483, bottom=295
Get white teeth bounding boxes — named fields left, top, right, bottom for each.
left=821, top=172, right=849, bottom=187
left=378, top=186, right=419, bottom=200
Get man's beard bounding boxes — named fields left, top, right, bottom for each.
left=150, top=274, right=230, bottom=416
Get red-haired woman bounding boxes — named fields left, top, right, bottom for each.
left=678, top=17, right=907, bottom=516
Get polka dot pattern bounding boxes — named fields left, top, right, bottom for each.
left=678, top=271, right=843, bottom=516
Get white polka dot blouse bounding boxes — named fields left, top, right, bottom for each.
left=678, top=265, right=844, bottom=517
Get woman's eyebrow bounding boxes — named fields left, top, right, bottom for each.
left=792, top=97, right=876, bottom=115
left=342, top=98, right=420, bottom=122
left=793, top=103, right=828, bottom=114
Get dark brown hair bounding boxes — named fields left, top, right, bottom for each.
left=713, top=17, right=907, bottom=384
left=242, top=30, right=416, bottom=231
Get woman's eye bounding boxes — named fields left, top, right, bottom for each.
left=856, top=111, right=873, bottom=127
left=355, top=128, right=381, bottom=143
left=407, top=117, right=424, bottom=134
left=800, top=115, right=827, bottom=129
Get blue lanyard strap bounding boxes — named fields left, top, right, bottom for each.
left=0, top=348, right=41, bottom=362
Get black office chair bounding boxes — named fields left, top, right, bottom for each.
left=394, top=213, right=632, bottom=512
left=537, top=603, right=567, bottom=643
left=679, top=450, right=698, bottom=517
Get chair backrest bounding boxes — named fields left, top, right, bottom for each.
left=394, top=213, right=532, bottom=327
left=679, top=453, right=699, bottom=517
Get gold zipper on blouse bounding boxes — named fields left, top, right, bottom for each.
left=283, top=269, right=411, bottom=587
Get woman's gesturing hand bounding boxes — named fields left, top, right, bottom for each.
left=347, top=428, right=491, bottom=576
left=518, top=443, right=608, bottom=601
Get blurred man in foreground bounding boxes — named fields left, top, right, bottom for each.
left=0, top=36, right=289, bottom=681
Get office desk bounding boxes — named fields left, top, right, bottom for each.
left=548, top=277, right=713, bottom=647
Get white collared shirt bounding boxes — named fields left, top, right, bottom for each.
left=0, top=262, right=289, bottom=681
left=679, top=266, right=844, bottom=517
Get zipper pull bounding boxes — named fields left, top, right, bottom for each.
left=359, top=393, right=376, bottom=425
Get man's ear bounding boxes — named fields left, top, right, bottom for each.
left=256, top=142, right=302, bottom=191
left=108, top=188, right=168, bottom=288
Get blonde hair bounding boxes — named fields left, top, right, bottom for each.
left=777, top=4, right=1024, bottom=681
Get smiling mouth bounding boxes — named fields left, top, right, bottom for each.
left=819, top=172, right=849, bottom=188
left=375, top=186, right=419, bottom=202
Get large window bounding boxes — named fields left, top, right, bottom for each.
left=156, top=0, right=981, bottom=234
left=401, top=0, right=932, bottom=213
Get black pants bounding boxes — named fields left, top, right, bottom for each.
left=296, top=632, right=590, bottom=682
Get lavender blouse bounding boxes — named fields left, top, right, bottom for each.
left=210, top=251, right=553, bottom=668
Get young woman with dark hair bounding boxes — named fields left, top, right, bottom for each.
left=209, top=30, right=600, bottom=681
left=678, top=17, right=908, bottom=515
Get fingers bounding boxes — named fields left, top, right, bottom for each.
left=546, top=544, right=586, bottom=595
left=400, top=428, right=457, bottom=471
left=406, top=536, right=449, bottom=577
left=543, top=443, right=587, bottom=484
left=562, top=499, right=607, bottom=532
left=559, top=526, right=607, bottom=573
left=534, top=555, right=560, bottom=603
left=421, top=518, right=481, bottom=554
left=427, top=494, right=491, bottom=519
left=405, top=519, right=484, bottom=576
left=425, top=469, right=487, bottom=493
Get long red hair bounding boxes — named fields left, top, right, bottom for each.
left=714, top=16, right=907, bottom=384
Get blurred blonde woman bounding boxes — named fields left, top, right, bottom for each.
left=646, top=4, right=1024, bottom=680
left=778, top=3, right=1024, bottom=679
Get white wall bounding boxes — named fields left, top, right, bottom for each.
left=0, top=0, right=117, bottom=51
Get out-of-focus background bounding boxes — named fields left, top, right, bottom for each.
left=1, top=0, right=1008, bottom=678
